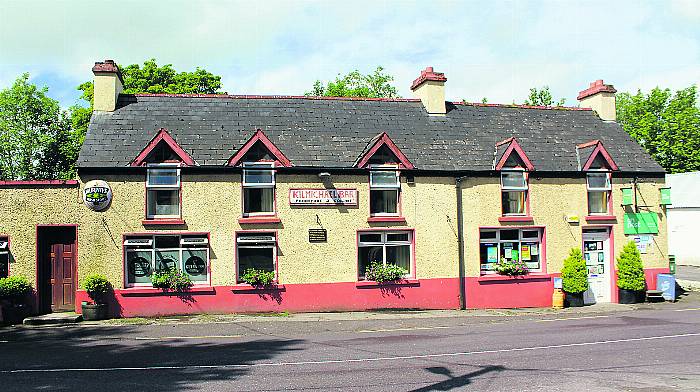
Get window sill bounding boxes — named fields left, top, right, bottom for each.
left=498, top=216, right=533, bottom=223
left=120, top=286, right=216, bottom=296
left=585, top=215, right=617, bottom=222
left=238, top=216, right=281, bottom=224
left=476, top=273, right=550, bottom=283
left=231, top=283, right=285, bottom=292
left=142, top=218, right=186, bottom=226
left=355, top=279, right=419, bottom=288
left=367, top=216, right=406, bottom=223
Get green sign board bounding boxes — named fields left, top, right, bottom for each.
left=624, top=212, right=659, bottom=234
left=621, top=188, right=634, bottom=206
left=660, top=188, right=672, bottom=205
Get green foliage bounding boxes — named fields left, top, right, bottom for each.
left=561, top=248, right=589, bottom=293
left=494, top=257, right=529, bottom=276
left=0, top=276, right=33, bottom=298
left=616, top=85, right=700, bottom=173
left=0, top=74, right=81, bottom=180
left=306, top=67, right=399, bottom=98
left=240, top=268, right=276, bottom=286
left=81, top=274, right=111, bottom=303
left=524, top=86, right=566, bottom=107
left=616, top=241, right=646, bottom=291
left=365, top=262, right=407, bottom=283
left=150, top=269, right=193, bottom=292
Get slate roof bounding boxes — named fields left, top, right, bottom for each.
left=77, top=94, right=664, bottom=173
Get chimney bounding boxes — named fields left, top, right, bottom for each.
left=92, top=59, right=124, bottom=112
left=577, top=80, right=617, bottom=121
left=411, top=67, right=447, bottom=116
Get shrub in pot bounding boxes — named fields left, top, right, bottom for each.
left=0, top=276, right=33, bottom=324
left=616, top=241, right=646, bottom=304
left=81, top=274, right=112, bottom=321
left=240, top=268, right=276, bottom=287
left=365, top=262, right=407, bottom=283
left=561, top=248, right=588, bottom=307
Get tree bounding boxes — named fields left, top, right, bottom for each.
left=616, top=85, right=700, bottom=173
left=524, top=86, right=566, bottom=107
left=305, top=67, right=399, bottom=98
left=0, top=74, right=80, bottom=180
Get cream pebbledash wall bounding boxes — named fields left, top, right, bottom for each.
left=460, top=176, right=668, bottom=277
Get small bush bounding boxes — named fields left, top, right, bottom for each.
left=151, top=269, right=193, bottom=292
left=365, top=262, right=407, bottom=282
left=561, top=248, right=588, bottom=293
left=240, top=269, right=275, bottom=286
left=494, top=257, right=529, bottom=276
left=81, top=274, right=112, bottom=303
left=616, top=241, right=646, bottom=291
left=0, top=276, right=33, bottom=299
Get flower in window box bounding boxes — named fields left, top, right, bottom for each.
left=365, top=261, right=408, bottom=283
left=240, top=268, right=276, bottom=287
left=494, top=257, right=529, bottom=276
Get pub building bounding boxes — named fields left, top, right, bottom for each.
left=0, top=61, right=670, bottom=317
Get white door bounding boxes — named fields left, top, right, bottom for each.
left=582, top=228, right=612, bottom=304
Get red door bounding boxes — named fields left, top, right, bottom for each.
left=38, top=226, right=77, bottom=313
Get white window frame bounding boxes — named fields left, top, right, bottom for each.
left=500, top=169, right=528, bottom=216
left=357, top=230, right=413, bottom=279
left=369, top=164, right=401, bottom=217
left=242, top=162, right=276, bottom=217
left=146, top=163, right=181, bottom=219
left=587, top=171, right=612, bottom=215
left=123, top=234, right=210, bottom=287
left=235, top=232, right=277, bottom=283
left=479, top=228, right=543, bottom=274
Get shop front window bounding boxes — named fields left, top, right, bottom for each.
left=124, top=234, right=209, bottom=286
left=501, top=170, right=528, bottom=215
left=357, top=230, right=412, bottom=279
left=369, top=167, right=400, bottom=215
left=236, top=232, right=276, bottom=283
left=587, top=172, right=611, bottom=215
left=242, top=162, right=275, bottom=216
left=479, top=228, right=543, bottom=273
left=0, top=238, right=8, bottom=278
left=146, top=164, right=181, bottom=218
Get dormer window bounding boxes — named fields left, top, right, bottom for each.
left=369, top=165, right=400, bottom=216
left=242, top=162, right=275, bottom=216
left=587, top=172, right=612, bottom=215
left=146, top=164, right=181, bottom=219
left=501, top=170, right=528, bottom=215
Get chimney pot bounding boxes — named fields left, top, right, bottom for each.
left=577, top=79, right=617, bottom=121
left=411, top=66, right=447, bottom=116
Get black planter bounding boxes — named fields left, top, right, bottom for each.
left=618, top=289, right=645, bottom=304
left=1, top=304, right=30, bottom=325
left=564, top=292, right=585, bottom=307
left=82, top=303, right=108, bottom=321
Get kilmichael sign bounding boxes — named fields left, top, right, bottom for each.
left=289, top=189, right=358, bottom=206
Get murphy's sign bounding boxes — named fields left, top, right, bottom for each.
left=289, top=189, right=358, bottom=206
left=83, top=180, right=113, bottom=211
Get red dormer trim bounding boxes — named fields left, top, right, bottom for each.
left=227, top=129, right=292, bottom=167
left=580, top=140, right=619, bottom=171
left=355, top=132, right=415, bottom=169
left=130, top=128, right=196, bottom=167
left=495, top=137, right=535, bottom=171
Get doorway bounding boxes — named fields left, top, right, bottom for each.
left=582, top=228, right=612, bottom=304
left=37, top=226, right=77, bottom=313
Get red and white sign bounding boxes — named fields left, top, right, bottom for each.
left=289, top=189, right=358, bottom=206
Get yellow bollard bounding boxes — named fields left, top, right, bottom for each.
left=552, top=288, right=564, bottom=309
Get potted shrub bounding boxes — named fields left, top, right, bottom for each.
left=561, top=248, right=588, bottom=307
left=0, top=276, right=33, bottom=325
left=151, top=268, right=193, bottom=292
left=240, top=268, right=276, bottom=287
left=81, top=274, right=111, bottom=321
left=616, top=241, right=647, bottom=303
left=365, top=262, right=407, bottom=283
left=494, top=257, right=528, bottom=276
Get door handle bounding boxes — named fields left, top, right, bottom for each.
left=49, top=279, right=55, bottom=284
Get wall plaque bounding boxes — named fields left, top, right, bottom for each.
left=308, top=228, right=328, bottom=243
left=290, top=189, right=357, bottom=206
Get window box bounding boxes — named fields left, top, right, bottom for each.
left=585, top=215, right=617, bottom=222
left=142, top=219, right=186, bottom=226
left=355, top=279, right=419, bottom=288
left=238, top=216, right=281, bottom=224
left=367, top=216, right=406, bottom=223
left=476, top=273, right=551, bottom=283
left=498, top=216, right=533, bottom=223
left=120, top=286, right=216, bottom=296
left=231, top=283, right=286, bottom=292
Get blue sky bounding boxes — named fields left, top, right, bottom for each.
left=1, top=0, right=698, bottom=108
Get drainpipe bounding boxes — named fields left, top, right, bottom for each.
left=456, top=176, right=467, bottom=310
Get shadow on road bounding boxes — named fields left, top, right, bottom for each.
left=410, top=365, right=505, bottom=391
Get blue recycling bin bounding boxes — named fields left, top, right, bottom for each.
left=656, top=274, right=676, bottom=301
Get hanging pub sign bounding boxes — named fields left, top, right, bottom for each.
left=289, top=189, right=358, bottom=206
left=83, top=180, right=112, bottom=211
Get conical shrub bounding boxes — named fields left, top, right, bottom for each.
left=561, top=248, right=588, bottom=294
left=616, top=241, right=646, bottom=291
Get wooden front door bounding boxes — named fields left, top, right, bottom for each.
left=38, top=227, right=77, bottom=313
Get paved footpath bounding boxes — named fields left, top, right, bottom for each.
left=1, top=293, right=699, bottom=391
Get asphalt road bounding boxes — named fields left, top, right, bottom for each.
left=1, top=307, right=699, bottom=391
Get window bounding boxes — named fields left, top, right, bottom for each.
left=587, top=172, right=611, bottom=215
left=501, top=170, right=528, bottom=215
left=146, top=164, right=180, bottom=219
left=369, top=166, right=400, bottom=215
left=242, top=162, right=275, bottom=216
left=479, top=228, right=543, bottom=273
left=124, top=234, right=209, bottom=286
left=357, top=231, right=412, bottom=279
left=236, top=232, right=276, bottom=283
left=0, top=238, right=8, bottom=278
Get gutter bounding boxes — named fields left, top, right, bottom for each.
left=455, top=176, right=468, bottom=310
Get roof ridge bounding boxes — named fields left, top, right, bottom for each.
left=130, top=93, right=421, bottom=103
left=455, top=101, right=592, bottom=111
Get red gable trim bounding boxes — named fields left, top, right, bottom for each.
left=0, top=180, right=78, bottom=187
left=355, top=132, right=415, bottom=169
left=581, top=141, right=619, bottom=171
left=495, top=138, right=535, bottom=171
left=130, top=128, right=196, bottom=167
left=577, top=139, right=600, bottom=149
left=227, top=129, right=292, bottom=167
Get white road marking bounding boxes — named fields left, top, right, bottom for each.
left=674, top=308, right=700, bottom=312
left=536, top=315, right=611, bottom=322
left=358, top=326, right=452, bottom=333
left=132, top=335, right=242, bottom=340
left=2, top=332, right=699, bottom=374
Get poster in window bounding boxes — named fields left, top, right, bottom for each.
left=585, top=253, right=591, bottom=262
left=487, top=246, right=498, bottom=263
left=504, top=244, right=513, bottom=259
left=598, top=252, right=604, bottom=263
left=521, top=245, right=531, bottom=261
left=128, top=257, right=151, bottom=277
left=597, top=241, right=603, bottom=250
left=530, top=244, right=539, bottom=256
left=511, top=249, right=519, bottom=261
left=184, top=256, right=206, bottom=276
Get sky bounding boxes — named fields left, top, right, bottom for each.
left=1, top=0, right=699, bottom=108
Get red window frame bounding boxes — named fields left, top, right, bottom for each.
left=499, top=169, right=532, bottom=222
left=234, top=230, right=279, bottom=285
left=367, top=165, right=405, bottom=223
left=356, top=228, right=416, bottom=281
left=478, top=226, right=547, bottom=275
left=142, top=164, right=184, bottom=225
left=585, top=171, right=615, bottom=221
left=238, top=161, right=281, bottom=224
